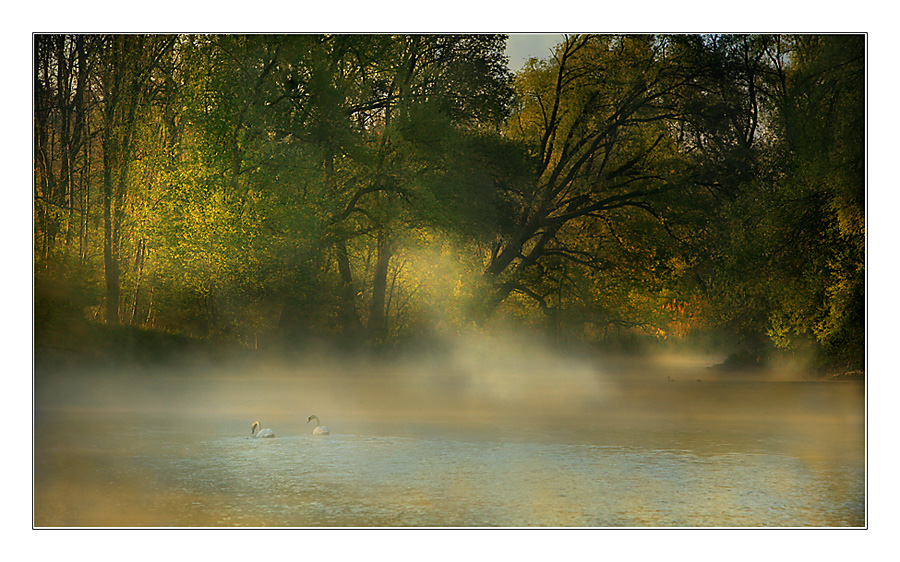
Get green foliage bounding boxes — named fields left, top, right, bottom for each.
left=33, top=34, right=864, bottom=372
left=681, top=35, right=864, bottom=369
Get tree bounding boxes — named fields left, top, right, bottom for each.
left=676, top=34, right=865, bottom=370
left=766, top=34, right=864, bottom=369
left=476, top=35, right=699, bottom=329
left=95, top=35, right=175, bottom=324
left=32, top=34, right=864, bottom=370
left=34, top=35, right=95, bottom=270
left=251, top=34, right=514, bottom=343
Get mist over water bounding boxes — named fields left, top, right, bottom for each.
left=34, top=333, right=865, bottom=527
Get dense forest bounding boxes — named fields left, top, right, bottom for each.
left=33, top=34, right=865, bottom=375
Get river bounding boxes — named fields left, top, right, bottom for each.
left=33, top=350, right=865, bottom=527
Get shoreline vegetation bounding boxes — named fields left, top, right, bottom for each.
left=34, top=35, right=864, bottom=380
left=34, top=313, right=863, bottom=382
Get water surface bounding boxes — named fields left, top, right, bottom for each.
left=34, top=355, right=865, bottom=527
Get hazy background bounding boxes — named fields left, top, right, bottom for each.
left=34, top=325, right=864, bottom=528
left=505, top=34, right=565, bottom=71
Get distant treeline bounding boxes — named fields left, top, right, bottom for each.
left=34, top=34, right=864, bottom=372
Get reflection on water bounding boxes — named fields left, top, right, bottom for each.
left=34, top=357, right=865, bottom=527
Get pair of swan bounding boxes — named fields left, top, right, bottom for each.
left=249, top=415, right=329, bottom=438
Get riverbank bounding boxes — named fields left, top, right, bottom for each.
left=33, top=317, right=864, bottom=382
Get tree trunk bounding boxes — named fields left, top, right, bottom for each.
left=368, top=231, right=392, bottom=343
left=100, top=35, right=145, bottom=326
left=131, top=238, right=146, bottom=324
left=477, top=219, right=560, bottom=322
left=335, top=239, right=364, bottom=339
left=102, top=159, right=120, bottom=325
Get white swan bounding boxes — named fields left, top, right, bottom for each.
left=251, top=421, right=275, bottom=438
left=307, top=414, right=329, bottom=435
